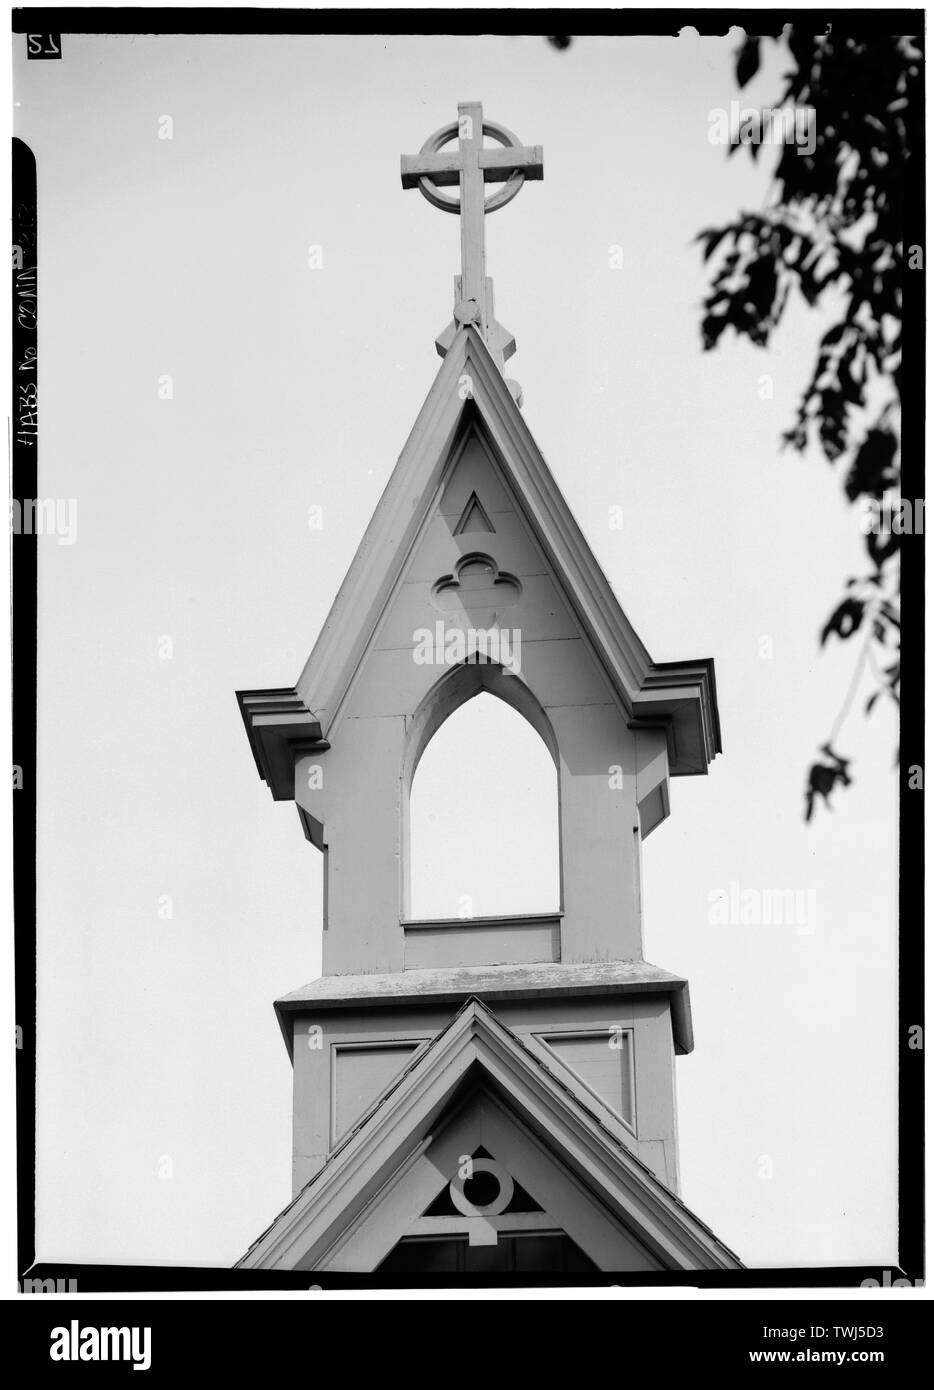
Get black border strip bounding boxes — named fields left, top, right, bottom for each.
left=896, top=10, right=925, bottom=1281
left=12, top=135, right=39, bottom=1289
left=10, top=7, right=927, bottom=36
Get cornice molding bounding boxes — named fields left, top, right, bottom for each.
left=274, top=958, right=694, bottom=1056
left=236, top=688, right=328, bottom=801
left=632, top=657, right=723, bottom=775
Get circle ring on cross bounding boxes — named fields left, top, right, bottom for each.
left=416, top=120, right=527, bottom=215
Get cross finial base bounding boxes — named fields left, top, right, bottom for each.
left=435, top=277, right=522, bottom=405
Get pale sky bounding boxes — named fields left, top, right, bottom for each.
left=17, top=29, right=898, bottom=1271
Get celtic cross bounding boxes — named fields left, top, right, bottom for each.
left=401, top=101, right=543, bottom=372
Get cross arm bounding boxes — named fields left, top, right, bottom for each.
left=479, top=145, right=543, bottom=180
left=401, top=144, right=544, bottom=190
left=400, top=151, right=463, bottom=188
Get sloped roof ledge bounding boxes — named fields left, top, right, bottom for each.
left=274, top=959, right=694, bottom=1057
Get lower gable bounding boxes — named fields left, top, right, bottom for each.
left=240, top=996, right=742, bottom=1273
left=319, top=1086, right=664, bottom=1273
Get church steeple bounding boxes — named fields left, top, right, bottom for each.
left=236, top=104, right=739, bottom=1277
left=401, top=101, right=543, bottom=388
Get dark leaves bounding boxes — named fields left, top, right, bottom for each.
left=820, top=597, right=865, bottom=645
left=866, top=527, right=900, bottom=567
left=700, top=27, right=911, bottom=817
left=819, top=408, right=848, bottom=462
left=736, top=37, right=762, bottom=88
left=844, top=428, right=899, bottom=501
left=699, top=217, right=793, bottom=349
left=804, top=746, right=853, bottom=820
left=696, top=226, right=730, bottom=262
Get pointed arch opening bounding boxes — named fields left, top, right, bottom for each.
left=404, top=667, right=561, bottom=922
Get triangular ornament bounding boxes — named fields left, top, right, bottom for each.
left=453, top=490, right=496, bottom=535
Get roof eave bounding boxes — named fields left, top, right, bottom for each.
left=236, top=688, right=328, bottom=800
left=632, top=657, right=722, bottom=775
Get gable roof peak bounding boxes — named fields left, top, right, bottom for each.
left=238, top=323, right=720, bottom=797
left=236, top=989, right=743, bottom=1272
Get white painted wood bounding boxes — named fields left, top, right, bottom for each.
left=403, top=917, right=560, bottom=970
left=237, top=1000, right=741, bottom=1271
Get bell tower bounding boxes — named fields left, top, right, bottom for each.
left=236, top=104, right=741, bottom=1275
